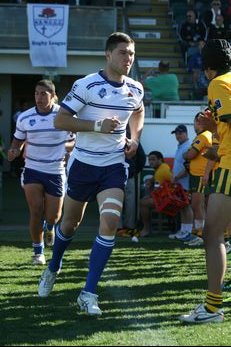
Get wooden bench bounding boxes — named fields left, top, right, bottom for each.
left=139, top=162, right=180, bottom=234
left=151, top=210, right=180, bottom=234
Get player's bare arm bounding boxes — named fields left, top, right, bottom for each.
left=7, top=138, right=24, bottom=162
left=125, top=103, right=144, bottom=159
left=183, top=147, right=198, bottom=161
left=54, top=107, right=121, bottom=134
left=198, top=112, right=217, bottom=133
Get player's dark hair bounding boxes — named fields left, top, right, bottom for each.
left=105, top=32, right=134, bottom=52
left=35, top=79, right=58, bottom=103
left=202, top=39, right=231, bottom=73
left=148, top=151, right=164, bottom=162
left=194, top=112, right=204, bottom=121
left=36, top=79, right=56, bottom=94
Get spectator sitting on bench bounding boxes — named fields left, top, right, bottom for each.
left=178, top=9, right=207, bottom=63
left=141, top=61, right=180, bottom=117
left=139, top=151, right=172, bottom=237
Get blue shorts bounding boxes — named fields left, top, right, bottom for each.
left=22, top=168, right=65, bottom=197
left=67, top=159, right=127, bottom=202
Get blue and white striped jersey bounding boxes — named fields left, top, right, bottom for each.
left=14, top=103, right=73, bottom=174
left=61, top=71, right=144, bottom=167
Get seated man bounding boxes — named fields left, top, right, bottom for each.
left=178, top=9, right=207, bottom=63
left=187, top=40, right=209, bottom=100
left=142, top=61, right=180, bottom=102
left=141, top=61, right=180, bottom=118
left=139, top=151, right=172, bottom=237
left=207, top=14, right=230, bottom=40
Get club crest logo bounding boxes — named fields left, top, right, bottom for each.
left=29, top=119, right=36, bottom=127
left=98, top=88, right=107, bottom=99
left=214, top=99, right=222, bottom=110
left=65, top=94, right=72, bottom=102
left=33, top=6, right=65, bottom=38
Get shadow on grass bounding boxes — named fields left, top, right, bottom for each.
left=0, top=234, right=212, bottom=346
left=0, top=283, right=204, bottom=346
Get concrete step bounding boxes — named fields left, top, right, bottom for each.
left=136, top=50, right=182, bottom=59
left=134, top=39, right=180, bottom=52
left=126, top=0, right=192, bottom=100
left=127, top=2, right=170, bottom=14
left=128, top=16, right=173, bottom=29
left=137, top=57, right=185, bottom=69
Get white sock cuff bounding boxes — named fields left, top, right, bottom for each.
left=194, top=219, right=205, bottom=229
left=184, top=223, right=193, bottom=233
left=99, top=235, right=115, bottom=240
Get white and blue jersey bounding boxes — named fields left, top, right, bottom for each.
left=14, top=104, right=72, bottom=175
left=61, top=70, right=144, bottom=167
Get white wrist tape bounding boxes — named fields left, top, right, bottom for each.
left=94, top=120, right=102, bottom=132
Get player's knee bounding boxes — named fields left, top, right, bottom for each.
left=61, top=218, right=79, bottom=234
left=99, top=197, right=122, bottom=232
left=46, top=212, right=62, bottom=225
left=100, top=214, right=119, bottom=233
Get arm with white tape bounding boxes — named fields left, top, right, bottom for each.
left=54, top=107, right=121, bottom=134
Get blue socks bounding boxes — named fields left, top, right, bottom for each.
left=33, top=242, right=44, bottom=255
left=49, top=225, right=74, bottom=272
left=48, top=228, right=115, bottom=292
left=84, top=235, right=115, bottom=294
left=44, top=222, right=55, bottom=232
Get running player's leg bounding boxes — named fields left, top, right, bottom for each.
left=77, top=187, right=124, bottom=315
left=23, top=183, right=45, bottom=264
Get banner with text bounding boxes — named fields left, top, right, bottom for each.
left=27, top=3, right=69, bottom=67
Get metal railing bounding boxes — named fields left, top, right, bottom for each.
left=145, top=100, right=208, bottom=118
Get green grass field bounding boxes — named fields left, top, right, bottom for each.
left=0, top=229, right=231, bottom=346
